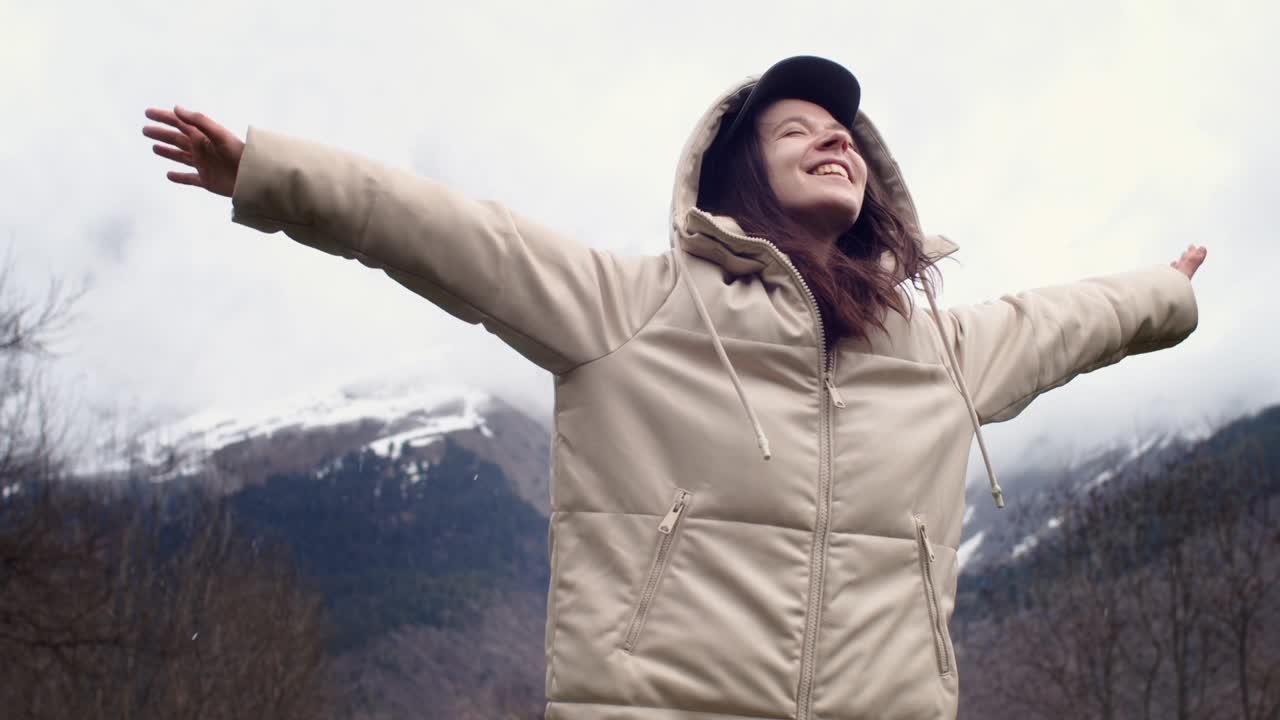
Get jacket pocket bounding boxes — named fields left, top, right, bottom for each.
left=621, top=488, right=693, bottom=654
left=913, top=514, right=952, bottom=676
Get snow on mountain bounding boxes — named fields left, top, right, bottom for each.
left=959, top=419, right=1228, bottom=575
left=1008, top=515, right=1062, bottom=561
left=957, top=529, right=985, bottom=570
left=84, top=377, right=495, bottom=480
left=1127, top=433, right=1161, bottom=462
left=1084, top=468, right=1115, bottom=491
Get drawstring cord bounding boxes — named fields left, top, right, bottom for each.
left=673, top=247, right=773, bottom=461
left=922, top=275, right=1006, bottom=509
left=669, top=228, right=1003, bottom=508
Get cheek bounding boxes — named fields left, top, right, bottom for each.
left=764, top=156, right=791, bottom=187
left=765, top=162, right=802, bottom=202
left=853, top=157, right=869, bottom=184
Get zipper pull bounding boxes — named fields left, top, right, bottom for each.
left=917, top=520, right=936, bottom=561
left=658, top=490, right=691, bottom=534
left=825, top=372, right=847, bottom=408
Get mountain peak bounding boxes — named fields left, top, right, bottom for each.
left=84, top=378, right=496, bottom=480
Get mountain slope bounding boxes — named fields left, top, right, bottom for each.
left=89, top=380, right=552, bottom=515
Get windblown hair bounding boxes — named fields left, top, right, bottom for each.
left=697, top=112, right=945, bottom=348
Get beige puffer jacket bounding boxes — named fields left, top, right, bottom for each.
left=230, top=74, right=1199, bottom=719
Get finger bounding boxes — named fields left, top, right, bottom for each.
left=168, top=107, right=210, bottom=145
left=144, top=107, right=183, bottom=128
left=145, top=108, right=206, bottom=145
left=174, top=106, right=235, bottom=148
left=153, top=144, right=196, bottom=167
left=142, top=125, right=192, bottom=151
left=166, top=171, right=206, bottom=188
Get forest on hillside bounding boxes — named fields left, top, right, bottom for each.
left=956, top=416, right=1280, bottom=720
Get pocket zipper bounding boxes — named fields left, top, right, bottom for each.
left=914, top=515, right=952, bottom=676
left=623, top=489, right=692, bottom=654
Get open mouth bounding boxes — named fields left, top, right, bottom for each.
left=808, top=162, right=850, bottom=182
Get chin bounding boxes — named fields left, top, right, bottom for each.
left=822, top=201, right=863, bottom=231
left=848, top=202, right=863, bottom=226
left=785, top=190, right=865, bottom=233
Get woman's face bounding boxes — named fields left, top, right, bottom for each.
left=755, top=98, right=867, bottom=237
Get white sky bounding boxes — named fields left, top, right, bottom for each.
left=3, top=0, right=1276, bottom=480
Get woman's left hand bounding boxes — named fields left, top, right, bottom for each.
left=1171, top=244, right=1208, bottom=280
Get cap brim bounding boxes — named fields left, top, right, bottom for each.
left=720, top=56, right=861, bottom=148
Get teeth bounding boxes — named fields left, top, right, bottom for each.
left=810, top=163, right=849, bottom=180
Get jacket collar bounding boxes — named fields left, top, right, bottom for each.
left=682, top=207, right=959, bottom=284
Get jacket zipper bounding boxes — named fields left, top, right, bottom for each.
left=824, top=350, right=846, bottom=408
left=688, top=208, right=833, bottom=719
left=914, top=515, right=952, bottom=675
left=622, top=488, right=693, bottom=654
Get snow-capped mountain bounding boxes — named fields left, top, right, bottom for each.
left=79, top=367, right=1262, bottom=570
left=82, top=377, right=553, bottom=515
left=957, top=416, right=1230, bottom=574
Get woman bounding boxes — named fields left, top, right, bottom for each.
left=143, top=56, right=1205, bottom=720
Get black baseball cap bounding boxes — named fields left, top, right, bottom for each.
left=715, top=56, right=861, bottom=150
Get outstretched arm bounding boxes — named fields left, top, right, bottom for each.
left=143, top=106, right=676, bottom=375
left=932, top=251, right=1204, bottom=425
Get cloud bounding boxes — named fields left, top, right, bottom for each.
left=3, top=0, right=1275, bottom=476
left=90, top=216, right=133, bottom=265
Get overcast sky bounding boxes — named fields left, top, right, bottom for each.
left=3, top=0, right=1276, bottom=482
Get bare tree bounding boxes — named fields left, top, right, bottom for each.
left=967, top=478, right=1134, bottom=720
left=0, top=255, right=80, bottom=491
left=0, top=482, right=336, bottom=719
left=961, top=428, right=1280, bottom=720
left=1192, top=442, right=1280, bottom=720
left=0, top=257, right=336, bottom=719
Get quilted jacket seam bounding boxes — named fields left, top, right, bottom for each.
left=981, top=304, right=1049, bottom=423
left=556, top=508, right=811, bottom=535
left=352, top=185, right=381, bottom=255
left=546, top=698, right=787, bottom=720
left=559, top=252, right=680, bottom=376
left=650, top=322, right=818, bottom=350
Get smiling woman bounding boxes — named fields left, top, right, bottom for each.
left=698, top=93, right=930, bottom=350
left=757, top=103, right=869, bottom=236
left=142, top=54, right=1206, bottom=720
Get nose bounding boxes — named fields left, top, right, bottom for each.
left=818, top=127, right=852, bottom=152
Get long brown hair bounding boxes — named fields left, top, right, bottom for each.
left=697, top=113, right=943, bottom=348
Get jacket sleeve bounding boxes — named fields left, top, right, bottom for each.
left=933, top=264, right=1199, bottom=424
left=229, top=126, right=676, bottom=375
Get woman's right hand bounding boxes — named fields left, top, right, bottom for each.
left=142, top=106, right=244, bottom=198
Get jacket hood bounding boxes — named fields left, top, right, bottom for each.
left=668, top=76, right=959, bottom=283
left=665, top=73, right=1006, bottom=509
